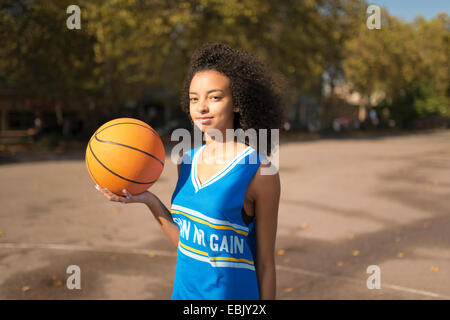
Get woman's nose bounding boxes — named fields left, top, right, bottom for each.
left=197, top=98, right=209, bottom=113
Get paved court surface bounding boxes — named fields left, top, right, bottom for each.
left=1, top=130, right=449, bottom=299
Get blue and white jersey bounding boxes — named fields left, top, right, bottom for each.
left=170, top=144, right=262, bottom=300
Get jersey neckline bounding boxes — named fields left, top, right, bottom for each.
left=191, top=144, right=253, bottom=193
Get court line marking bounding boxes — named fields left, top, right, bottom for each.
left=0, top=242, right=176, bottom=257
left=276, top=265, right=450, bottom=299
left=1, top=242, right=448, bottom=299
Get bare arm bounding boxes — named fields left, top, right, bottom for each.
left=96, top=163, right=181, bottom=249
left=252, top=164, right=280, bottom=300
left=145, top=163, right=182, bottom=248
left=145, top=192, right=179, bottom=248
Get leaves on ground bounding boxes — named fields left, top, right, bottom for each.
left=53, top=280, right=63, bottom=287
left=299, top=222, right=309, bottom=230
left=430, top=266, right=440, bottom=272
left=21, top=285, right=31, bottom=292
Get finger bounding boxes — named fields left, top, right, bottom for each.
left=121, top=190, right=132, bottom=204
left=122, top=189, right=132, bottom=199
left=103, top=188, right=120, bottom=202
left=96, top=186, right=111, bottom=199
left=97, top=185, right=107, bottom=195
left=101, top=188, right=111, bottom=198
left=120, top=194, right=131, bottom=203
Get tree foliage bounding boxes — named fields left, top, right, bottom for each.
left=0, top=0, right=448, bottom=129
left=343, top=9, right=449, bottom=126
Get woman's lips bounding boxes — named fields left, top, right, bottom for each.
left=197, top=117, right=213, bottom=124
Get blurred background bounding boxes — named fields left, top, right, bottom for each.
left=0, top=0, right=448, bottom=152
left=0, top=0, right=449, bottom=300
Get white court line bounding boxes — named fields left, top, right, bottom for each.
left=0, top=242, right=176, bottom=257
left=1, top=242, right=448, bottom=299
left=276, top=265, right=450, bottom=300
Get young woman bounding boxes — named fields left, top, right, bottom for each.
left=98, top=43, right=284, bottom=300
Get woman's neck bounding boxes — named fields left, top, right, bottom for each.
left=202, top=132, right=241, bottom=161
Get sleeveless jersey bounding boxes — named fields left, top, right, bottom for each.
left=170, top=144, right=262, bottom=300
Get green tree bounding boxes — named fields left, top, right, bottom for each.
left=0, top=0, right=100, bottom=107
left=413, top=13, right=450, bottom=109
left=343, top=9, right=449, bottom=128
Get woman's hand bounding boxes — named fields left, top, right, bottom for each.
left=95, top=184, right=155, bottom=205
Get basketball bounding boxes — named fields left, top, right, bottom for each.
left=85, top=118, right=165, bottom=195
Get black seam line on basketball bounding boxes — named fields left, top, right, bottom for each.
left=88, top=141, right=157, bottom=185
left=94, top=135, right=164, bottom=167
left=96, top=122, right=158, bottom=138
left=94, top=122, right=163, bottom=166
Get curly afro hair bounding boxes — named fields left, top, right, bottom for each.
left=181, top=42, right=285, bottom=156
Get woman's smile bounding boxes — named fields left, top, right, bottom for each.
left=196, top=116, right=214, bottom=125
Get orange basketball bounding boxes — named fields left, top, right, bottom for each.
left=85, top=118, right=165, bottom=195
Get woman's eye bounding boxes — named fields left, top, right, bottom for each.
left=190, top=97, right=198, bottom=102
left=211, top=96, right=221, bottom=101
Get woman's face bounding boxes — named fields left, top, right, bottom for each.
left=189, top=70, right=234, bottom=133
